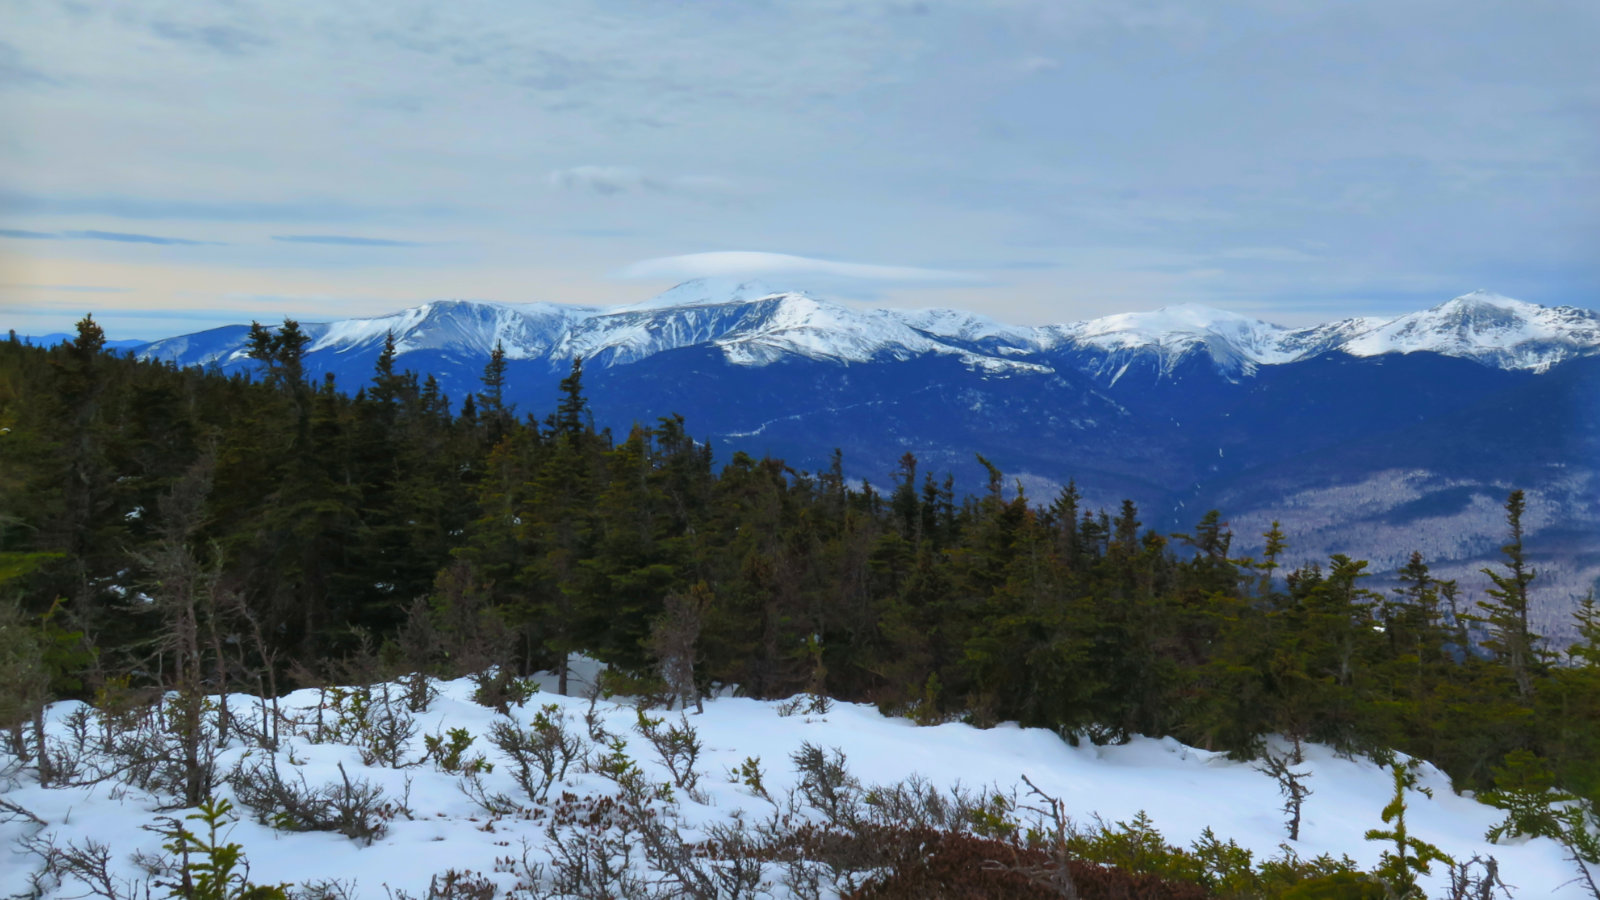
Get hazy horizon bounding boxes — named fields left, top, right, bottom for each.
left=6, top=282, right=1577, bottom=345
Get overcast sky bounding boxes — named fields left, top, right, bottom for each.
left=2, top=0, right=1596, bottom=339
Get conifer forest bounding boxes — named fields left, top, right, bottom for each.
left=2, top=318, right=1598, bottom=898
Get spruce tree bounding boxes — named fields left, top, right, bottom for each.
left=1476, top=490, right=1541, bottom=698
left=477, top=340, right=511, bottom=444
left=552, top=357, right=590, bottom=439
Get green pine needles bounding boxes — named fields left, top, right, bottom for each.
left=1363, top=764, right=1453, bottom=898
left=154, top=797, right=288, bottom=900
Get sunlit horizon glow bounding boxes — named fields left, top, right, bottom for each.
left=2, top=1, right=1596, bottom=340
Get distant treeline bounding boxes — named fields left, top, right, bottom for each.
left=2, top=318, right=1597, bottom=803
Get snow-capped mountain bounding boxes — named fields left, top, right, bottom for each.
left=1339, top=290, right=1600, bottom=372
left=315, top=300, right=597, bottom=361
left=1037, top=290, right=1600, bottom=379
left=562, top=290, right=965, bottom=368
left=130, top=283, right=1600, bottom=381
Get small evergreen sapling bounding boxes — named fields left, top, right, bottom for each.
left=423, top=726, right=493, bottom=775
left=153, top=797, right=288, bottom=900
left=1364, top=763, right=1453, bottom=898
left=1482, top=751, right=1600, bottom=899
left=1482, top=749, right=1571, bottom=844
left=729, top=755, right=770, bottom=802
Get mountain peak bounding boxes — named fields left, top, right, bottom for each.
left=1088, top=303, right=1269, bottom=332
left=1437, top=290, right=1538, bottom=314
left=1069, top=304, right=1281, bottom=350
left=625, top=278, right=795, bottom=311
left=1339, top=290, right=1600, bottom=371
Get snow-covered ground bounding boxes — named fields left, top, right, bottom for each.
left=0, top=666, right=1583, bottom=898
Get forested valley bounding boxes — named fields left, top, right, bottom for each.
left=3, top=317, right=1599, bottom=898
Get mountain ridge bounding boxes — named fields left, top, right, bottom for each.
left=133, top=284, right=1600, bottom=382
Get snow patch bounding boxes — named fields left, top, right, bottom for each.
left=0, top=676, right=1585, bottom=898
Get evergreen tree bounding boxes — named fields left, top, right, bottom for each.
left=1475, top=490, right=1542, bottom=698
left=1365, top=764, right=1454, bottom=897
left=477, top=340, right=512, bottom=444
left=551, top=357, right=590, bottom=439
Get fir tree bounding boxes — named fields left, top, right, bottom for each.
left=1475, top=490, right=1541, bottom=698
left=551, top=357, right=590, bottom=440
left=1365, top=764, right=1454, bottom=897
left=477, top=340, right=512, bottom=444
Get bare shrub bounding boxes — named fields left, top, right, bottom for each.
left=22, top=833, right=155, bottom=900
left=0, top=794, right=46, bottom=828
left=775, top=692, right=832, bottom=718
left=397, top=671, right=438, bottom=715
left=296, top=878, right=361, bottom=900
left=1257, top=746, right=1313, bottom=841
left=302, top=684, right=418, bottom=768
left=487, top=704, right=586, bottom=804
left=230, top=756, right=403, bottom=845
left=536, top=792, right=654, bottom=900
left=1000, top=774, right=1082, bottom=899
left=1444, top=854, right=1513, bottom=900
left=459, top=770, right=524, bottom=816
left=37, top=706, right=99, bottom=786
left=583, top=684, right=615, bottom=744
left=633, top=710, right=704, bottom=798
left=862, top=774, right=994, bottom=833
left=791, top=742, right=861, bottom=828
left=635, top=807, right=765, bottom=899
left=75, top=695, right=224, bottom=807
left=386, top=870, right=498, bottom=900
left=430, top=560, right=514, bottom=683
left=648, top=585, right=709, bottom=714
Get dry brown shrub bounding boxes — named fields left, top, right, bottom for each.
left=849, top=827, right=1213, bottom=900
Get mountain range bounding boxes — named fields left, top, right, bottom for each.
left=124, top=284, right=1600, bottom=641
left=136, top=284, right=1600, bottom=379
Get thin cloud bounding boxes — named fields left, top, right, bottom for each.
left=64, top=230, right=219, bottom=246
left=549, top=166, right=650, bottom=195
left=0, top=228, right=62, bottom=239
left=548, top=166, right=737, bottom=197
left=1217, top=246, right=1322, bottom=263
left=0, top=190, right=455, bottom=223
left=0, top=40, right=59, bottom=88
left=0, top=283, right=130, bottom=293
left=148, top=20, right=271, bottom=56
left=272, top=234, right=425, bottom=247
left=618, top=251, right=981, bottom=286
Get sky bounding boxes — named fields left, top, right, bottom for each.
left=1, top=0, right=1596, bottom=340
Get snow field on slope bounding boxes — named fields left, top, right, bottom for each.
left=0, top=673, right=1580, bottom=898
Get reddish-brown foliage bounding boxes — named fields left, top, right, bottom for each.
left=849, top=828, right=1212, bottom=900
